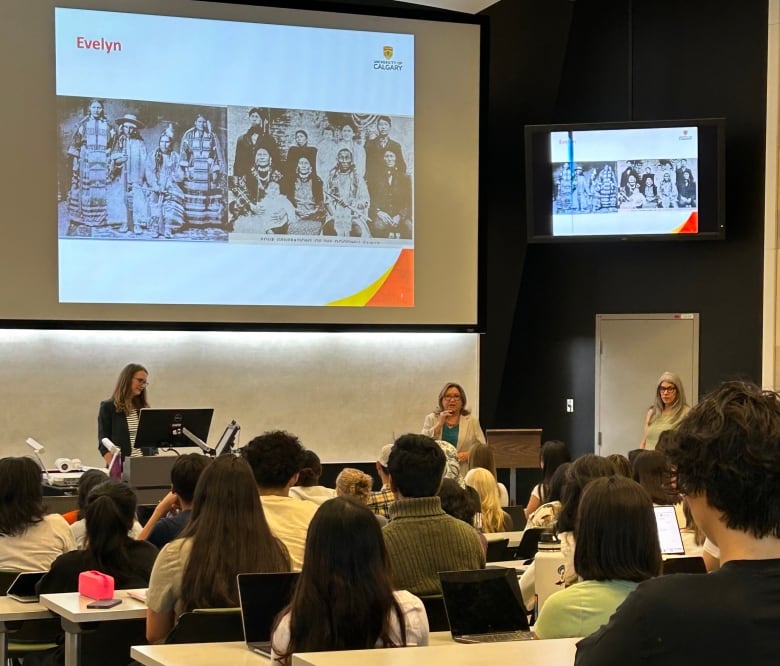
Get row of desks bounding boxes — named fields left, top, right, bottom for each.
left=2, top=591, right=579, bottom=666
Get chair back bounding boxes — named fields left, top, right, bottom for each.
left=502, top=505, right=527, bottom=531
left=420, top=595, right=450, bottom=632
left=514, top=527, right=545, bottom=560
left=0, top=570, right=19, bottom=595
left=485, top=538, right=510, bottom=562
left=166, top=608, right=245, bottom=644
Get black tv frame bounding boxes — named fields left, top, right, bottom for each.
left=524, top=118, right=726, bottom=243
left=135, top=407, right=214, bottom=450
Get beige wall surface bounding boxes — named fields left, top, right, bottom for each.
left=0, top=329, right=479, bottom=466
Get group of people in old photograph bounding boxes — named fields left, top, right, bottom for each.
left=228, top=108, right=413, bottom=240
left=552, top=158, right=698, bottom=214
left=57, top=99, right=414, bottom=243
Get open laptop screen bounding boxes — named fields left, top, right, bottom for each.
left=654, top=505, right=686, bottom=555
left=237, top=572, right=299, bottom=646
left=439, top=568, right=530, bottom=637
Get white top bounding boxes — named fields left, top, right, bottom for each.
left=260, top=495, right=319, bottom=571
left=497, top=482, right=509, bottom=507
left=0, top=513, right=76, bottom=571
left=288, top=486, right=336, bottom=506
left=70, top=518, right=143, bottom=549
left=271, top=589, right=429, bottom=662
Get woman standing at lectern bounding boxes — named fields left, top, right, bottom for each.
left=421, top=382, right=485, bottom=474
left=98, top=363, right=150, bottom=475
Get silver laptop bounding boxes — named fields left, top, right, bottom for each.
left=237, top=572, right=299, bottom=657
left=439, top=568, right=534, bottom=643
left=654, top=505, right=686, bottom=555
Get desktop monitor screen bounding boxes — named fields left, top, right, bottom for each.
left=135, top=407, right=214, bottom=449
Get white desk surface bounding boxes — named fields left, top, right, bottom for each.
left=39, top=590, right=148, bottom=622
left=129, top=635, right=578, bottom=666
left=0, top=597, right=53, bottom=622
left=487, top=560, right=527, bottom=571
left=131, top=642, right=268, bottom=666
left=293, top=638, right=579, bottom=666
left=484, top=530, right=524, bottom=547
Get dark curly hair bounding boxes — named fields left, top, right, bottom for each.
left=242, top=430, right=306, bottom=489
left=666, top=380, right=780, bottom=538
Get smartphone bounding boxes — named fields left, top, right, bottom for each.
left=86, top=598, right=122, bottom=609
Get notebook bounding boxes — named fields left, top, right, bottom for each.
left=7, top=571, right=47, bottom=603
left=237, top=572, right=299, bottom=657
left=654, top=505, right=686, bottom=555
left=439, top=568, right=534, bottom=643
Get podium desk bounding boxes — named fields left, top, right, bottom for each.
left=0, top=597, right=54, bottom=664
left=39, top=591, right=148, bottom=666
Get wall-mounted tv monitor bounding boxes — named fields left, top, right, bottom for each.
left=525, top=119, right=725, bottom=242
left=0, top=0, right=484, bottom=329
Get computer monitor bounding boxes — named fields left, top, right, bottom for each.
left=135, top=408, right=214, bottom=450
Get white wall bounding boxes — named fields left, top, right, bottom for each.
left=0, top=329, right=479, bottom=466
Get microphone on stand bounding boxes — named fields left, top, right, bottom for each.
left=101, top=438, right=122, bottom=479
left=26, top=437, right=50, bottom=484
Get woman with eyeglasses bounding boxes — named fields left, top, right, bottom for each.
left=422, top=382, right=486, bottom=474
left=98, top=363, right=151, bottom=477
left=640, top=371, right=690, bottom=450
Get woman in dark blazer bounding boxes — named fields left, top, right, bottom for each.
left=98, top=363, right=150, bottom=475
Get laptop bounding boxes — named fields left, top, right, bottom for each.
left=7, top=571, right=47, bottom=603
left=237, top=572, right=299, bottom=657
left=439, top=568, right=534, bottom=643
left=654, top=505, right=686, bottom=556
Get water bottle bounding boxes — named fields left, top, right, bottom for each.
left=534, top=531, right=566, bottom=614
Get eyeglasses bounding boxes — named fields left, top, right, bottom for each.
left=443, top=394, right=462, bottom=401
left=659, top=385, right=677, bottom=394
left=133, top=378, right=149, bottom=386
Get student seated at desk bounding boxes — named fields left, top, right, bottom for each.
left=464, top=468, right=513, bottom=533
left=69, top=470, right=143, bottom=548
left=534, top=476, right=661, bottom=639
left=525, top=462, right=571, bottom=530
left=32, top=481, right=158, bottom=666
left=0, top=456, right=76, bottom=571
left=520, top=455, right=615, bottom=610
left=146, top=455, right=290, bottom=643
left=271, top=496, right=428, bottom=664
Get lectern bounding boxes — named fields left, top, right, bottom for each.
left=486, top=428, right=542, bottom=505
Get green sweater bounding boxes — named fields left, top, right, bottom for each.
left=383, top=496, right=486, bottom=596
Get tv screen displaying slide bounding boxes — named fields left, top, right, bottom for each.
left=525, top=119, right=725, bottom=242
left=0, top=0, right=483, bottom=327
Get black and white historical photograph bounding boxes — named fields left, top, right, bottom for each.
left=225, top=107, right=414, bottom=242
left=57, top=98, right=229, bottom=241
left=616, top=159, right=698, bottom=210
left=553, top=162, right=619, bottom=214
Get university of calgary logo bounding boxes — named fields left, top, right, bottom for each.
left=373, top=46, right=403, bottom=71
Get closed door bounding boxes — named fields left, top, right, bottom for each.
left=595, top=314, right=699, bottom=457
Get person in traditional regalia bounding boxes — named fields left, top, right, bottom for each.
left=325, top=148, right=370, bottom=237
left=145, top=130, right=186, bottom=239
left=180, top=113, right=225, bottom=226
left=112, top=114, right=149, bottom=234
left=66, top=99, right=117, bottom=235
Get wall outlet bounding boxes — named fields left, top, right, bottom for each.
left=566, top=398, right=574, bottom=413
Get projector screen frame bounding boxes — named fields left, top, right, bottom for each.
left=0, top=0, right=488, bottom=332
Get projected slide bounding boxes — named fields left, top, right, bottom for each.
left=549, top=127, right=698, bottom=236
left=55, top=8, right=415, bottom=307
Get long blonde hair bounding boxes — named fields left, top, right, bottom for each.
left=464, top=468, right=505, bottom=533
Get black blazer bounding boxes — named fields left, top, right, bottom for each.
left=97, top=398, right=131, bottom=458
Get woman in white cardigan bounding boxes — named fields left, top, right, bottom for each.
left=422, top=382, right=486, bottom=475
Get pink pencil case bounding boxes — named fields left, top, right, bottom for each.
left=78, top=571, right=115, bottom=600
